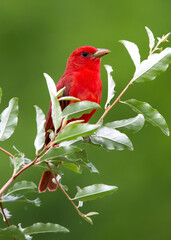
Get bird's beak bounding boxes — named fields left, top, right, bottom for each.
left=93, top=48, right=111, bottom=58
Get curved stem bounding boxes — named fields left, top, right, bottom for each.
left=0, top=145, right=48, bottom=197
left=97, top=78, right=134, bottom=124
left=46, top=162, right=83, bottom=216
left=0, top=147, right=14, bottom=158
left=0, top=202, right=10, bottom=226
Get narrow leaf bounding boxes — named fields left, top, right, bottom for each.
left=133, top=47, right=171, bottom=82
left=81, top=215, right=93, bottom=225
left=59, top=136, right=83, bottom=147
left=63, top=159, right=99, bottom=174
left=56, top=123, right=100, bottom=143
left=5, top=181, right=37, bottom=197
left=1, top=195, right=23, bottom=203
left=91, top=126, right=133, bottom=150
left=62, top=101, right=100, bottom=120
left=86, top=212, right=99, bottom=217
left=104, top=114, right=145, bottom=133
left=34, top=105, right=46, bottom=152
left=145, top=26, right=155, bottom=51
left=56, top=86, right=66, bottom=97
left=40, top=145, right=81, bottom=162
left=0, top=97, right=19, bottom=141
left=157, top=33, right=170, bottom=44
left=24, top=198, right=41, bottom=207
left=73, top=184, right=118, bottom=201
left=85, top=162, right=99, bottom=173
left=59, top=96, right=80, bottom=101
left=104, top=65, right=116, bottom=109
left=120, top=40, right=141, bottom=68
left=0, top=225, right=26, bottom=240
left=121, top=99, right=169, bottom=136
left=1, top=195, right=41, bottom=207
left=23, top=222, right=69, bottom=235
left=44, top=73, right=62, bottom=131
left=12, top=153, right=25, bottom=175
left=63, top=163, right=82, bottom=174
left=35, top=162, right=63, bottom=175
left=0, top=88, right=2, bottom=104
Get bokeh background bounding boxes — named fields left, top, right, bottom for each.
left=0, top=0, right=171, bottom=239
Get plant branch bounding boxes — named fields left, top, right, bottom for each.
left=0, top=202, right=16, bottom=240
left=0, top=147, right=14, bottom=158
left=97, top=78, right=134, bottom=124
left=46, top=162, right=83, bottom=217
left=0, top=202, right=10, bottom=227
left=0, top=145, right=49, bottom=197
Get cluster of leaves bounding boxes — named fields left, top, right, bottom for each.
left=0, top=27, right=170, bottom=239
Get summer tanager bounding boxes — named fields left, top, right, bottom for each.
left=38, top=46, right=110, bottom=193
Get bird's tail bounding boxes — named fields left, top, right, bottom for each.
left=38, top=171, right=58, bottom=193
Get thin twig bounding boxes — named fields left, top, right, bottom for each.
left=0, top=202, right=10, bottom=226
left=0, top=145, right=48, bottom=197
left=0, top=147, right=14, bottom=158
left=97, top=78, right=134, bottom=124
left=46, top=162, right=83, bottom=216
left=0, top=203, right=16, bottom=240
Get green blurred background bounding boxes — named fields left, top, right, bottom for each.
left=0, top=0, right=171, bottom=239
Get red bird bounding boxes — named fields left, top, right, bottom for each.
left=38, top=46, right=110, bottom=193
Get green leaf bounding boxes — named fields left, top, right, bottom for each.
left=133, top=47, right=171, bottom=82
left=1, top=195, right=23, bottom=202
left=63, top=163, right=82, bottom=174
left=35, top=162, right=63, bottom=175
left=0, top=88, right=2, bottom=104
left=0, top=225, right=26, bottom=240
left=5, top=181, right=37, bottom=197
left=44, top=73, right=62, bottom=131
left=121, top=99, right=169, bottom=136
left=104, top=114, right=145, bottom=133
left=12, top=153, right=25, bottom=175
left=157, top=33, right=170, bottom=44
left=86, top=212, right=99, bottom=217
left=62, top=101, right=100, bottom=120
left=1, top=195, right=41, bottom=207
left=59, top=96, right=80, bottom=101
left=59, top=137, right=83, bottom=147
left=104, top=65, right=116, bottom=109
left=85, top=162, right=99, bottom=173
left=81, top=215, right=93, bottom=225
left=145, top=26, right=155, bottom=52
left=40, top=144, right=98, bottom=174
left=24, top=198, right=41, bottom=207
left=91, top=126, right=133, bottom=150
left=63, top=160, right=99, bottom=174
left=73, top=184, right=118, bottom=201
left=34, top=105, right=46, bottom=153
left=75, top=148, right=88, bottom=162
left=23, top=222, right=69, bottom=235
left=120, top=40, right=141, bottom=68
left=0, top=97, right=19, bottom=141
left=56, top=86, right=66, bottom=97
left=40, top=145, right=81, bottom=162
left=56, top=123, right=100, bottom=143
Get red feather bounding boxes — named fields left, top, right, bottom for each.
left=38, top=46, right=110, bottom=193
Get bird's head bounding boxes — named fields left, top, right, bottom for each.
left=66, top=46, right=111, bottom=72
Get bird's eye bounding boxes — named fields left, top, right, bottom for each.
left=82, top=52, right=88, bottom=57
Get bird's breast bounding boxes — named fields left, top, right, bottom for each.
left=70, top=70, right=102, bottom=104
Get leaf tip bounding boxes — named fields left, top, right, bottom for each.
left=43, top=73, right=48, bottom=78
